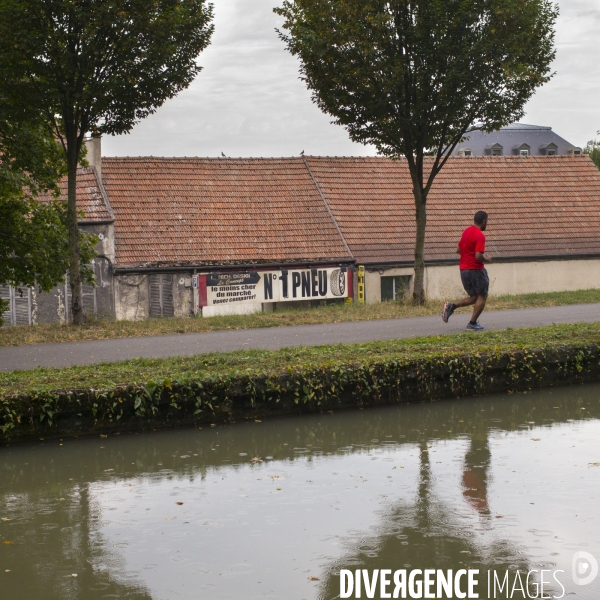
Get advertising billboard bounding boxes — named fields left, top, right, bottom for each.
left=196, top=267, right=351, bottom=315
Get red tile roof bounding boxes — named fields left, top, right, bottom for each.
left=47, top=167, right=114, bottom=223
left=306, top=155, right=600, bottom=263
left=84, top=154, right=600, bottom=268
left=100, top=157, right=352, bottom=268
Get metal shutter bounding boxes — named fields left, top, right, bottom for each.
left=161, top=276, right=174, bottom=317
left=14, top=287, right=32, bottom=325
left=149, top=275, right=162, bottom=318
left=0, top=285, right=32, bottom=326
left=149, top=274, right=174, bottom=318
left=0, top=286, right=11, bottom=326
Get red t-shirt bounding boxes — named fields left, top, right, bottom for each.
left=459, top=225, right=486, bottom=270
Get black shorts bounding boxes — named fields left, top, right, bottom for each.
left=461, top=268, right=489, bottom=297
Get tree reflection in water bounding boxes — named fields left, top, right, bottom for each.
left=0, top=482, right=154, bottom=600
left=318, top=421, right=538, bottom=600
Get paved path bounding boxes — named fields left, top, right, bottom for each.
left=2, top=303, right=600, bottom=373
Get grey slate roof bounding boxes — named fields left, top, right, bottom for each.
left=453, top=123, right=581, bottom=156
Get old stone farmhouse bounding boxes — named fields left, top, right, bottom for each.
left=3, top=140, right=600, bottom=324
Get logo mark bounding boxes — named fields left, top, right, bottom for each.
left=572, top=551, right=598, bottom=586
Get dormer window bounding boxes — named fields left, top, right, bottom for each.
left=513, top=143, right=531, bottom=156
left=568, top=147, right=582, bottom=155
left=539, top=143, right=558, bottom=156
left=458, top=147, right=472, bottom=156
left=485, top=143, right=503, bottom=156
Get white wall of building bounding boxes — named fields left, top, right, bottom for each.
left=364, top=258, right=600, bottom=303
left=202, top=303, right=262, bottom=317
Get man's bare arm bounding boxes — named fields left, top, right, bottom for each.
left=475, top=251, right=492, bottom=263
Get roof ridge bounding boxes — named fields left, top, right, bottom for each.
left=100, top=154, right=589, bottom=162
left=303, top=156, right=353, bottom=258
left=89, top=165, right=115, bottom=222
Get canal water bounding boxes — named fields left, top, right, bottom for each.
left=1, top=384, right=600, bottom=600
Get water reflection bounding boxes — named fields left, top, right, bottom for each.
left=319, top=438, right=533, bottom=600
left=1, top=385, right=599, bottom=599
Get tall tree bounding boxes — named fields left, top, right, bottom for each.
left=0, top=105, right=95, bottom=324
left=0, top=0, right=214, bottom=323
left=275, top=0, right=558, bottom=302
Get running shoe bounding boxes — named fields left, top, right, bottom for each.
left=465, top=321, right=484, bottom=331
left=442, top=302, right=455, bottom=323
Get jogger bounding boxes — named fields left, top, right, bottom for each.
left=442, top=211, right=492, bottom=331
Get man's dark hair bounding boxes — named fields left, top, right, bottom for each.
left=474, top=211, right=488, bottom=224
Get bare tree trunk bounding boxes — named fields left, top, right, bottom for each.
left=67, top=139, right=85, bottom=325
left=412, top=185, right=427, bottom=305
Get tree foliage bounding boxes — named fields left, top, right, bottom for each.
left=0, top=104, right=94, bottom=324
left=276, top=0, right=558, bottom=302
left=0, top=195, right=95, bottom=291
left=0, top=0, right=214, bottom=322
left=584, top=133, right=600, bottom=171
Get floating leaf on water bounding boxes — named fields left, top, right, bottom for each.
left=3, top=541, right=14, bottom=545
left=308, top=576, right=320, bottom=581
left=531, top=438, right=541, bottom=441
left=175, top=502, right=184, bottom=505
left=589, top=463, right=600, bottom=467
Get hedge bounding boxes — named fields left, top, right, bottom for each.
left=2, top=337, right=600, bottom=443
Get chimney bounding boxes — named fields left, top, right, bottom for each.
left=84, top=136, right=102, bottom=181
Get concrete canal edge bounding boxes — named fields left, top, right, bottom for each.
left=2, top=343, right=600, bottom=444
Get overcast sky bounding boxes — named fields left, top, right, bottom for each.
left=103, top=0, right=600, bottom=158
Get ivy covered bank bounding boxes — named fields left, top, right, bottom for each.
left=2, top=323, right=600, bottom=443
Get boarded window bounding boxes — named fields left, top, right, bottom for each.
left=0, top=285, right=32, bottom=326
left=149, top=274, right=174, bottom=318
left=381, top=276, right=411, bottom=302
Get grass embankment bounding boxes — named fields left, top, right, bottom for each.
left=2, top=288, right=600, bottom=348
left=2, top=323, right=600, bottom=442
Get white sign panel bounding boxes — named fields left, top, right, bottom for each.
left=199, top=267, right=350, bottom=310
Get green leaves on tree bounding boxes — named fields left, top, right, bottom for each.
left=0, top=0, right=214, bottom=323
left=275, top=0, right=558, bottom=302
left=584, top=132, right=600, bottom=171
